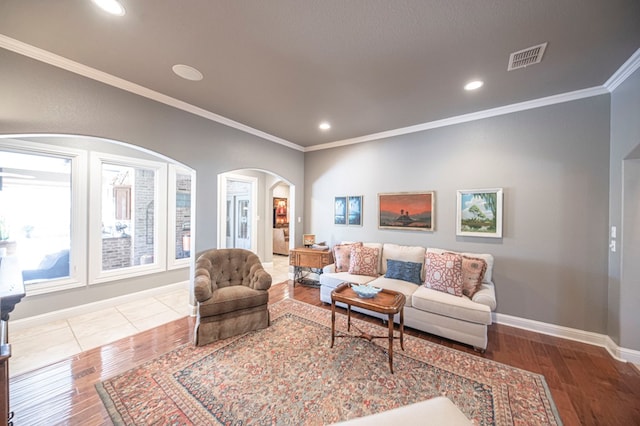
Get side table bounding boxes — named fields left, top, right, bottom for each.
left=289, top=247, right=333, bottom=287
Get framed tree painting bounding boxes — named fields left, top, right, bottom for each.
left=334, top=196, right=347, bottom=225
left=347, top=196, right=363, bottom=226
left=456, top=188, right=503, bottom=238
left=378, top=192, right=434, bottom=231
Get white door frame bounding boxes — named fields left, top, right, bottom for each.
left=217, top=172, right=258, bottom=253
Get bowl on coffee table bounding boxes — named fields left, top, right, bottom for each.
left=350, top=284, right=382, bottom=298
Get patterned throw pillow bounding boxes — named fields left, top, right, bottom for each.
left=460, top=255, right=487, bottom=298
left=384, top=259, right=423, bottom=285
left=333, top=242, right=363, bottom=272
left=424, top=252, right=464, bottom=296
left=348, top=245, right=380, bottom=277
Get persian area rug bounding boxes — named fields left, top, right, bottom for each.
left=96, top=299, right=562, bottom=425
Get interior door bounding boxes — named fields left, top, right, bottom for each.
left=235, top=195, right=251, bottom=249
left=217, top=172, right=258, bottom=252
left=225, top=180, right=252, bottom=249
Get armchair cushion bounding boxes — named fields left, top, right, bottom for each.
left=198, top=285, right=269, bottom=317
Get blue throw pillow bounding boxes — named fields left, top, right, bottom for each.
left=384, top=259, right=423, bottom=285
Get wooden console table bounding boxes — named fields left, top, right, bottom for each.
left=289, top=247, right=333, bottom=287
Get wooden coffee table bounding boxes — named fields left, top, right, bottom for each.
left=330, top=282, right=405, bottom=373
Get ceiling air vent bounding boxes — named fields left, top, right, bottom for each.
left=508, top=42, right=548, bottom=71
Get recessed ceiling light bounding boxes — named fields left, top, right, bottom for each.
left=172, top=64, right=204, bottom=81
left=319, top=122, right=331, bottom=131
left=91, top=0, right=126, bottom=16
left=464, top=80, right=484, bottom=91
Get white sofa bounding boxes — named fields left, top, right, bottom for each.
left=320, top=243, right=497, bottom=350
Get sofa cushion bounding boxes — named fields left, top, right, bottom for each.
left=367, top=276, right=418, bottom=308
left=341, top=242, right=385, bottom=273
left=412, top=285, right=492, bottom=325
left=320, top=272, right=378, bottom=290
left=459, top=255, right=487, bottom=298
left=381, top=243, right=426, bottom=279
left=349, top=245, right=380, bottom=277
left=424, top=252, right=464, bottom=297
left=384, top=259, right=423, bottom=285
left=333, top=242, right=363, bottom=272
left=427, top=248, right=494, bottom=283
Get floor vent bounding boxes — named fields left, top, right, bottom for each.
left=508, top=42, right=548, bottom=71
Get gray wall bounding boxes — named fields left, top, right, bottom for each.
left=0, top=49, right=304, bottom=319
left=305, top=96, right=611, bottom=334
left=609, top=66, right=640, bottom=351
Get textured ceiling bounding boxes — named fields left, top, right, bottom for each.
left=1, top=0, right=639, bottom=149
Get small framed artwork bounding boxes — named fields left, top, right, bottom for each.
left=302, top=234, right=316, bottom=247
left=273, top=197, right=288, bottom=228
left=334, top=196, right=347, bottom=225
left=347, top=196, right=363, bottom=226
left=378, top=192, right=434, bottom=231
left=456, top=188, right=503, bottom=238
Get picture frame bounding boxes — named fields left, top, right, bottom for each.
left=456, top=188, right=503, bottom=238
left=347, top=195, right=363, bottom=226
left=302, top=234, right=316, bottom=247
left=378, top=192, right=434, bottom=231
left=334, top=196, right=347, bottom=225
left=273, top=197, right=288, bottom=228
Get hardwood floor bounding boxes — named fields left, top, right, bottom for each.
left=8, top=281, right=640, bottom=425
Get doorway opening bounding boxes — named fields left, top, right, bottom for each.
left=218, top=173, right=258, bottom=252
left=216, top=169, right=295, bottom=266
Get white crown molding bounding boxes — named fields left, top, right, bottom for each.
left=604, top=48, right=640, bottom=92
left=0, top=34, right=304, bottom=152
left=306, top=86, right=609, bottom=152
left=2, top=34, right=637, bottom=154
left=494, top=312, right=640, bottom=365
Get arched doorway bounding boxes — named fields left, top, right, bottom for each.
left=217, top=169, right=295, bottom=264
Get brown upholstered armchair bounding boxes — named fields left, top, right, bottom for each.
left=193, top=248, right=272, bottom=346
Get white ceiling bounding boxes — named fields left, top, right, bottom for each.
left=1, top=1, right=639, bottom=150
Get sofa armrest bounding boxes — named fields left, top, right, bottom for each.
left=472, top=282, right=497, bottom=311
left=323, top=263, right=337, bottom=274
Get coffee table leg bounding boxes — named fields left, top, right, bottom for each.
left=331, top=300, right=336, bottom=348
left=347, top=305, right=351, bottom=332
left=400, top=308, right=404, bottom=351
left=388, top=313, right=394, bottom=374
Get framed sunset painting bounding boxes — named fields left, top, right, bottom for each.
left=378, top=192, right=434, bottom=231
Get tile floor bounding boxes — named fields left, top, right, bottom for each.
left=9, top=254, right=291, bottom=377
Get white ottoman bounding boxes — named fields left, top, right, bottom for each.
left=332, top=397, right=472, bottom=425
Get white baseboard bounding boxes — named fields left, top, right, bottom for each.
left=494, top=312, right=640, bottom=365
left=13, top=281, right=191, bottom=331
